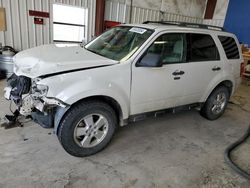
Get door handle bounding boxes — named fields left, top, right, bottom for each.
left=172, top=70, right=185, bottom=76
left=212, top=66, right=221, bottom=71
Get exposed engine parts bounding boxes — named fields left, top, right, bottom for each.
left=6, top=74, right=30, bottom=99
left=1, top=74, right=67, bottom=129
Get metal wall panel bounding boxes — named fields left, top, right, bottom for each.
left=105, top=1, right=224, bottom=27
left=105, top=1, right=161, bottom=24
left=163, top=12, right=204, bottom=24
left=0, top=0, right=96, bottom=51
left=203, top=19, right=224, bottom=27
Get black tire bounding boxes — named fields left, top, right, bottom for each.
left=201, top=86, right=230, bottom=120
left=58, top=101, right=117, bottom=157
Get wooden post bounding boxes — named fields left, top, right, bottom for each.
left=95, top=0, right=105, bottom=36
left=204, top=0, right=217, bottom=19
left=0, top=7, right=6, bottom=31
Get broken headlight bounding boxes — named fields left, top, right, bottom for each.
left=36, top=84, right=48, bottom=95
left=32, top=84, right=48, bottom=98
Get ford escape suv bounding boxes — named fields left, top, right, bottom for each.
left=3, top=21, right=243, bottom=157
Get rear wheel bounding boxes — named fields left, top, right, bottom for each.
left=58, top=101, right=117, bottom=157
left=201, top=86, right=230, bottom=120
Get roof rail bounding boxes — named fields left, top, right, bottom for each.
left=142, top=21, right=224, bottom=31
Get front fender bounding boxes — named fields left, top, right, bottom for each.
left=38, top=67, right=130, bottom=122
left=62, top=88, right=130, bottom=119
left=52, top=88, right=129, bottom=135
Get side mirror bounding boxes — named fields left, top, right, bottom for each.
left=137, top=53, right=162, bottom=67
left=80, top=40, right=86, bottom=47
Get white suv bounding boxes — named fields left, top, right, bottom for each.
left=4, top=22, right=243, bottom=157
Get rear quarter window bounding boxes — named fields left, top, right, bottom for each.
left=218, top=36, right=240, bottom=59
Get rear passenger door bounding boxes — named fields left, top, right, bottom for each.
left=179, top=33, right=222, bottom=105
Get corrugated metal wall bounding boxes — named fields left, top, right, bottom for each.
left=0, top=0, right=96, bottom=51
left=105, top=1, right=223, bottom=26
left=162, top=12, right=203, bottom=24
left=105, top=1, right=161, bottom=24
left=203, top=19, right=224, bottom=27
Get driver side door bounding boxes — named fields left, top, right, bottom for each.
left=130, top=32, right=188, bottom=115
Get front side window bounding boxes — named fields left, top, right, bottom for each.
left=140, top=33, right=186, bottom=65
left=187, top=34, right=220, bottom=62
left=85, top=26, right=153, bottom=61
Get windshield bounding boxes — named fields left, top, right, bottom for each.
left=85, top=26, right=153, bottom=61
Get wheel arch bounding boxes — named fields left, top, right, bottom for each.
left=216, top=80, right=233, bottom=96
left=80, top=95, right=124, bottom=125
left=200, top=80, right=233, bottom=120
left=54, top=95, right=125, bottom=135
left=204, top=80, right=234, bottom=102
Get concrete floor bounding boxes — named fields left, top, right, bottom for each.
left=0, top=80, right=249, bottom=188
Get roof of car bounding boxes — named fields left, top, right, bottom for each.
left=121, top=22, right=233, bottom=36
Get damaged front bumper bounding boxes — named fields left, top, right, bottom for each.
left=4, top=74, right=68, bottom=128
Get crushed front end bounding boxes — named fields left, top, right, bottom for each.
left=3, top=74, right=67, bottom=128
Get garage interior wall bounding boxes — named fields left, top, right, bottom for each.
left=105, top=0, right=228, bottom=27
left=0, top=0, right=96, bottom=51
left=107, top=0, right=207, bottom=18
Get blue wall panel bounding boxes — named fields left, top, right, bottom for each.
left=224, top=0, right=250, bottom=45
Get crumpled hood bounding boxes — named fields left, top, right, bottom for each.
left=14, top=44, right=118, bottom=78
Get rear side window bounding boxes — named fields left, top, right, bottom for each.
left=187, top=33, right=220, bottom=62
left=218, top=36, right=240, bottom=59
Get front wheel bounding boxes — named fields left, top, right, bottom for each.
left=201, top=86, right=230, bottom=120
left=58, top=101, right=117, bottom=157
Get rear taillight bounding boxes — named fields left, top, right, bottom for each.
left=240, top=62, right=245, bottom=77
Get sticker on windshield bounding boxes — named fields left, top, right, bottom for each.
left=129, top=27, right=147, bottom=34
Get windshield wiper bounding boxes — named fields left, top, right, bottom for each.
left=85, top=47, right=104, bottom=57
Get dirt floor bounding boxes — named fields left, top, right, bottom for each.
left=0, top=80, right=249, bottom=188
